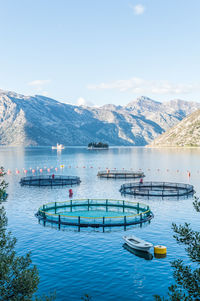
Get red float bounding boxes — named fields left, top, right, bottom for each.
left=69, top=188, right=73, bottom=197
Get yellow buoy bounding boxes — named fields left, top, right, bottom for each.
left=154, top=245, right=167, bottom=255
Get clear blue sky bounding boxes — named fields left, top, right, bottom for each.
left=0, top=0, right=200, bottom=106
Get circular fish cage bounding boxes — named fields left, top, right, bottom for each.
left=36, top=199, right=154, bottom=229
left=20, top=175, right=81, bottom=187
left=97, top=170, right=145, bottom=179
left=120, top=181, right=194, bottom=198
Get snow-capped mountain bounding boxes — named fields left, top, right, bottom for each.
left=0, top=90, right=199, bottom=146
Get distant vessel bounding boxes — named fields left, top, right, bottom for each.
left=52, top=143, right=65, bottom=150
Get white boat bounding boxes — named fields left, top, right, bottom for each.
left=123, top=235, right=153, bottom=252
left=52, top=143, right=65, bottom=150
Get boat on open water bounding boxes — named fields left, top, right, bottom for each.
left=123, top=235, right=153, bottom=252
left=52, top=143, right=65, bottom=150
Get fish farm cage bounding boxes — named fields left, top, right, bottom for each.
left=20, top=175, right=81, bottom=187
left=120, top=181, right=194, bottom=198
left=36, top=199, right=154, bottom=230
left=97, top=170, right=145, bottom=179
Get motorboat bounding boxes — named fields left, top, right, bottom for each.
left=52, top=143, right=65, bottom=150
left=123, top=235, right=153, bottom=252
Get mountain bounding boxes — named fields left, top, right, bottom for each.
left=0, top=90, right=200, bottom=146
left=149, top=109, right=200, bottom=147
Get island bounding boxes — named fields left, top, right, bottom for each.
left=88, top=142, right=109, bottom=149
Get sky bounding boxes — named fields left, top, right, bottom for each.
left=0, top=0, right=200, bottom=106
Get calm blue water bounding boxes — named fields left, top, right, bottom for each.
left=54, top=211, right=130, bottom=217
left=1, top=146, right=200, bottom=300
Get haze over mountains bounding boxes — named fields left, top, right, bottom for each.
left=0, top=89, right=199, bottom=146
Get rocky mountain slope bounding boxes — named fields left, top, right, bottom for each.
left=0, top=90, right=199, bottom=146
left=149, top=109, right=200, bottom=147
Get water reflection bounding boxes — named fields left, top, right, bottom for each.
left=123, top=243, right=153, bottom=260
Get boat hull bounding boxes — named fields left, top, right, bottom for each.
left=123, top=243, right=153, bottom=260
left=52, top=144, right=65, bottom=150
left=52, top=147, right=64, bottom=150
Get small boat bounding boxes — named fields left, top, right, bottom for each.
left=52, top=143, right=65, bottom=150
left=123, top=235, right=153, bottom=252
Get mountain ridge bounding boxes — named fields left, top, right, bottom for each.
left=0, top=89, right=200, bottom=146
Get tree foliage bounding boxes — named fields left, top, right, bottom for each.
left=88, top=142, right=109, bottom=148
left=0, top=167, right=55, bottom=301
left=155, top=195, right=200, bottom=300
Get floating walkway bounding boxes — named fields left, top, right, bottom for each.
left=36, top=199, right=154, bottom=230
left=97, top=170, right=145, bottom=179
left=20, top=175, right=81, bottom=187
left=120, top=181, right=194, bottom=198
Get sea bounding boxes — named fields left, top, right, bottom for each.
left=0, top=146, right=199, bottom=301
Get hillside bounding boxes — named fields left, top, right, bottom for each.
left=149, top=109, right=200, bottom=147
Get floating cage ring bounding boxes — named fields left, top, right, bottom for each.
left=36, top=199, right=154, bottom=228
left=120, top=181, right=194, bottom=197
left=20, top=175, right=81, bottom=187
left=97, top=170, right=145, bottom=179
